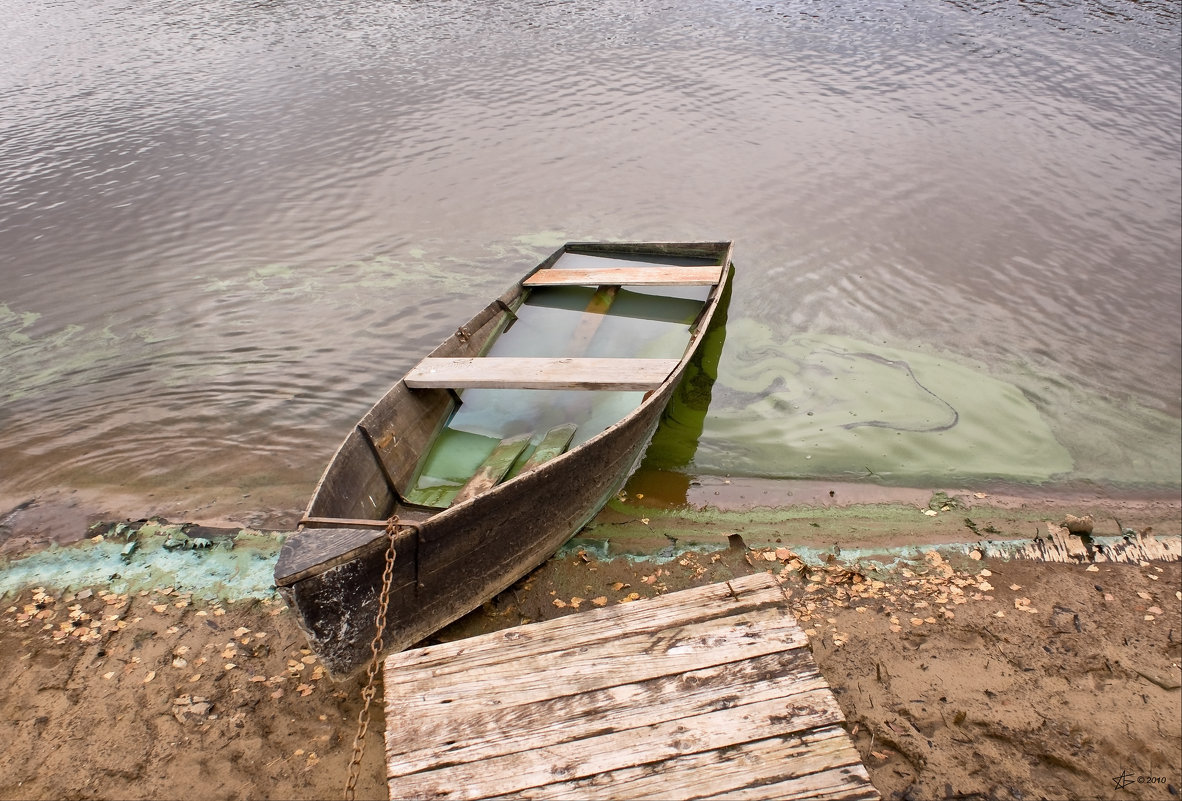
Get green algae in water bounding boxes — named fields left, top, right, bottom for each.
left=692, top=318, right=1075, bottom=484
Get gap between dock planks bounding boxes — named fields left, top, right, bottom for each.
left=383, top=572, right=879, bottom=801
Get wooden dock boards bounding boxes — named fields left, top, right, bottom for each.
left=383, top=572, right=879, bottom=801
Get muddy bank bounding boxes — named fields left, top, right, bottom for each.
left=3, top=479, right=1179, bottom=559
left=0, top=488, right=1179, bottom=800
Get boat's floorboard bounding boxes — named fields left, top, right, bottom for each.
left=382, top=572, right=879, bottom=801
left=403, top=356, right=679, bottom=390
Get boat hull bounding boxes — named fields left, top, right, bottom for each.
left=277, top=374, right=675, bottom=676
left=275, top=242, right=733, bottom=678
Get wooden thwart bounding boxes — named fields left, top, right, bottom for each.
left=383, top=572, right=879, bottom=801
left=404, top=357, right=679, bottom=391
left=524, top=265, right=723, bottom=286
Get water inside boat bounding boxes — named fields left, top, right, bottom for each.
left=404, top=253, right=715, bottom=507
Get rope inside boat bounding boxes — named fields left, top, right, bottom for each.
left=344, top=515, right=419, bottom=800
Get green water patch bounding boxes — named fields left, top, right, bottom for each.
left=0, top=522, right=284, bottom=602
left=689, top=319, right=1075, bottom=485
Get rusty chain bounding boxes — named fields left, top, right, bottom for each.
left=344, top=515, right=413, bottom=801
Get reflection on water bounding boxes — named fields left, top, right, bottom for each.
left=0, top=0, right=1178, bottom=523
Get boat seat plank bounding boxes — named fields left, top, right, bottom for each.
left=450, top=433, right=532, bottom=506
left=404, top=357, right=679, bottom=391
left=515, top=424, right=578, bottom=475
left=523, top=265, right=722, bottom=287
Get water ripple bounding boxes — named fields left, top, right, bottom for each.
left=0, top=0, right=1178, bottom=507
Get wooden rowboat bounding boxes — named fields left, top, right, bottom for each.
left=274, top=241, right=734, bottom=677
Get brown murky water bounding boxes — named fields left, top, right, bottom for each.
left=2, top=0, right=1179, bottom=526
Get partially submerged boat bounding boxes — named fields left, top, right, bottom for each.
left=274, top=241, right=734, bottom=677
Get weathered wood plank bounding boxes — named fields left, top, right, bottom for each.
left=386, top=574, right=787, bottom=679
left=515, top=424, right=578, bottom=475
left=385, top=581, right=796, bottom=697
left=388, top=687, right=845, bottom=799
left=273, top=527, right=386, bottom=587
left=387, top=610, right=808, bottom=720
left=387, top=649, right=828, bottom=773
left=566, top=285, right=620, bottom=355
left=382, top=573, right=878, bottom=801
left=403, top=357, right=680, bottom=391
left=519, top=727, right=874, bottom=801
left=523, top=265, right=723, bottom=286
left=450, top=434, right=532, bottom=506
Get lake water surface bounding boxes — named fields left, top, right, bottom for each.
left=2, top=0, right=1179, bottom=526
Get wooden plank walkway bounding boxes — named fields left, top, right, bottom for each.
left=383, top=572, right=879, bottom=801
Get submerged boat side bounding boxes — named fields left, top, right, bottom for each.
left=275, top=241, right=734, bottom=677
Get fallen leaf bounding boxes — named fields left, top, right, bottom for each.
left=552, top=599, right=567, bottom=608
left=143, top=671, right=156, bottom=684
left=591, top=596, right=608, bottom=607
left=1086, top=565, right=1099, bottom=572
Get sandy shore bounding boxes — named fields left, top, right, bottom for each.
left=1, top=486, right=1179, bottom=800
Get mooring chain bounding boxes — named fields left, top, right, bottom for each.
left=344, top=515, right=417, bottom=801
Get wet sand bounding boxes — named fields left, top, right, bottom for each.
left=1, top=486, right=1179, bottom=800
